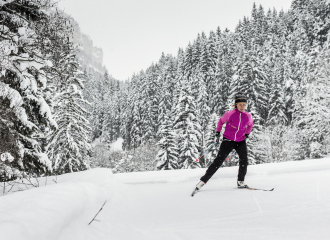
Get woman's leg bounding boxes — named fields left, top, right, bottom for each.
left=200, top=141, right=235, bottom=183
left=235, top=140, right=248, bottom=182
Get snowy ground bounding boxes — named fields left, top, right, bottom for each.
left=0, top=158, right=330, bottom=240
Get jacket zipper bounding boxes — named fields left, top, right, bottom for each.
left=234, top=112, right=241, bottom=141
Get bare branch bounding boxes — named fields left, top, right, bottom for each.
left=88, top=200, right=107, bottom=225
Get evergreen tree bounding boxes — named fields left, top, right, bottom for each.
left=0, top=0, right=58, bottom=179
left=205, top=113, right=219, bottom=167
left=295, top=36, right=330, bottom=158
left=156, top=115, right=179, bottom=170
left=247, top=106, right=269, bottom=164
left=47, top=52, right=92, bottom=174
left=183, top=43, right=194, bottom=79
left=157, top=56, right=176, bottom=129
left=119, top=84, right=133, bottom=150
left=174, top=78, right=201, bottom=169
left=231, top=47, right=268, bottom=123
left=267, top=46, right=288, bottom=126
left=140, top=65, right=159, bottom=143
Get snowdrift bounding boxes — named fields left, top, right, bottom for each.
left=0, top=159, right=330, bottom=240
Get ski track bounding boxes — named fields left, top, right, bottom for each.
left=250, top=191, right=263, bottom=213
left=110, top=159, right=330, bottom=240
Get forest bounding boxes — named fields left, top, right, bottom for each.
left=1, top=0, right=330, bottom=181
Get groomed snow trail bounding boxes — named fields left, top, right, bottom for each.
left=0, top=158, right=330, bottom=240
left=110, top=159, right=330, bottom=240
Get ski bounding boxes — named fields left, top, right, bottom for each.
left=244, top=187, right=274, bottom=191
left=191, top=188, right=199, bottom=197
left=192, top=186, right=274, bottom=196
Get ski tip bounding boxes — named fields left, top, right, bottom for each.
left=191, top=188, right=198, bottom=197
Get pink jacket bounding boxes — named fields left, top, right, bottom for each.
left=216, top=109, right=253, bottom=142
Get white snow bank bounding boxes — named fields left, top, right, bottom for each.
left=0, top=168, right=118, bottom=240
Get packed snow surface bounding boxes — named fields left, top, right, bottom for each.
left=0, top=158, right=330, bottom=240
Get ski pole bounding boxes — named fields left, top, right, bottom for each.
left=196, top=142, right=217, bottom=162
left=226, top=149, right=236, bottom=161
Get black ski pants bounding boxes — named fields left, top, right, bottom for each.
left=200, top=138, right=248, bottom=183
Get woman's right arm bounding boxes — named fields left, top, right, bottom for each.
left=216, top=111, right=231, bottom=132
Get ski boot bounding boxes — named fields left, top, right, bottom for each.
left=237, top=181, right=249, bottom=188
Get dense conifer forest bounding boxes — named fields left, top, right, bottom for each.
left=94, top=0, right=330, bottom=171
left=1, top=0, right=330, bottom=180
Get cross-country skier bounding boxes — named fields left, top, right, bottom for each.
left=194, top=92, right=254, bottom=193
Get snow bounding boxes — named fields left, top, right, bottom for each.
left=0, top=40, right=13, bottom=56
left=0, top=82, right=32, bottom=127
left=109, top=137, right=123, bottom=152
left=45, top=60, right=53, bottom=68
left=38, top=70, right=47, bottom=87
left=1, top=158, right=330, bottom=240
left=38, top=152, right=52, bottom=171
left=0, top=0, right=14, bottom=6
left=0, top=152, right=14, bottom=162
left=17, top=27, right=26, bottom=37
left=39, top=97, right=57, bottom=128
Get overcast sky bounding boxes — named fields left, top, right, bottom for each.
left=58, top=0, right=292, bottom=80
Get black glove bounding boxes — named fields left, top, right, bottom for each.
left=245, top=134, right=249, bottom=139
left=215, top=131, right=221, bottom=142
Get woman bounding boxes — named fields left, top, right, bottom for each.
left=195, top=92, right=253, bottom=192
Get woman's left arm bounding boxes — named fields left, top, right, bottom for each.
left=246, top=114, right=254, bottom=134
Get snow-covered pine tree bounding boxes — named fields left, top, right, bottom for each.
left=156, top=115, right=179, bottom=170
left=47, top=51, right=92, bottom=174
left=236, top=16, right=252, bottom=50
left=267, top=57, right=288, bottom=126
left=214, top=31, right=236, bottom=114
left=89, top=71, right=111, bottom=141
left=204, top=113, right=219, bottom=167
left=266, top=51, right=288, bottom=162
left=119, top=83, right=134, bottom=150
left=102, top=95, right=115, bottom=145
left=157, top=56, right=176, bottom=131
left=130, top=100, right=143, bottom=150
left=129, top=73, right=144, bottom=150
left=183, top=43, right=194, bottom=79
left=282, top=39, right=297, bottom=125
left=174, top=77, right=201, bottom=169
left=189, top=72, right=210, bottom=167
left=231, top=46, right=268, bottom=123
left=207, top=30, right=218, bottom=68
left=101, top=74, right=121, bottom=145
left=0, top=0, right=57, bottom=180
left=192, top=34, right=202, bottom=70
left=248, top=105, right=270, bottom=164
left=139, top=66, right=159, bottom=143
left=294, top=34, right=330, bottom=158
